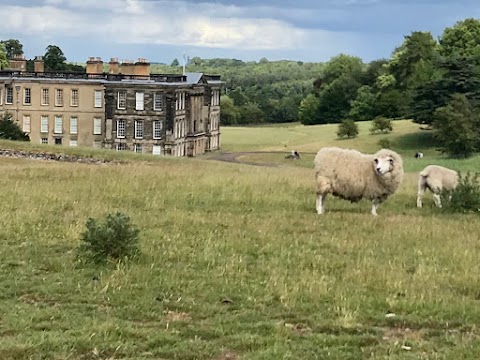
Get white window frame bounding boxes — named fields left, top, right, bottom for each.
left=154, top=92, right=163, bottom=111
left=135, top=92, right=144, bottom=111
left=134, top=120, right=144, bottom=139
left=94, top=90, right=102, bottom=108
left=117, top=91, right=127, bottom=109
left=70, top=117, right=78, bottom=134
left=134, top=144, right=143, bottom=153
left=93, top=117, right=102, bottom=135
left=116, top=143, right=126, bottom=151
left=41, top=88, right=49, bottom=105
left=24, top=88, right=31, bottom=105
left=22, top=115, right=31, bottom=133
left=55, top=89, right=63, bottom=106
left=71, top=89, right=79, bottom=106
left=41, top=138, right=48, bottom=144
left=117, top=120, right=126, bottom=138
left=54, top=116, right=63, bottom=134
left=70, top=139, right=77, bottom=147
left=153, top=121, right=162, bottom=139
left=6, top=87, right=13, bottom=104
left=41, top=116, right=49, bottom=133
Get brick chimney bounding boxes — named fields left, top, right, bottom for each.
left=9, top=54, right=26, bottom=72
left=120, top=60, right=135, bottom=75
left=134, top=58, right=150, bottom=76
left=86, top=56, right=104, bottom=74
left=34, top=56, right=44, bottom=73
left=108, top=58, right=119, bottom=74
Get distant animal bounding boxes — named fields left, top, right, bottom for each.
left=285, top=150, right=301, bottom=160
left=417, top=165, right=458, bottom=208
left=415, top=152, right=424, bottom=159
left=314, top=147, right=404, bottom=216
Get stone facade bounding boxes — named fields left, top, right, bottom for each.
left=0, top=57, right=222, bottom=157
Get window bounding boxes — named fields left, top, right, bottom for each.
left=70, top=139, right=77, bottom=147
left=117, top=120, right=126, bottom=138
left=134, top=144, right=143, bottom=153
left=55, top=138, right=62, bottom=145
left=70, top=117, right=78, bottom=134
left=41, top=138, right=48, bottom=144
left=154, top=92, right=163, bottom=111
left=135, top=92, right=144, bottom=110
left=152, top=145, right=162, bottom=156
left=116, top=143, right=126, bottom=151
left=41, top=88, right=49, bottom=105
left=55, top=89, right=63, bottom=106
left=54, top=116, right=63, bottom=134
left=93, top=117, right=102, bottom=135
left=135, top=120, right=144, bottom=139
left=117, top=91, right=127, bottom=109
left=6, top=87, right=13, bottom=104
left=153, top=121, right=162, bottom=139
left=212, top=90, right=220, bottom=106
left=94, top=90, right=102, bottom=108
left=41, top=116, right=49, bottom=133
left=71, top=89, right=79, bottom=106
left=24, top=88, right=31, bottom=105
left=23, top=115, right=31, bottom=133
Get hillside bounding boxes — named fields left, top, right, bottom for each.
left=0, top=123, right=479, bottom=359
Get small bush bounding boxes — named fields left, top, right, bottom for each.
left=377, top=138, right=392, bottom=149
left=442, top=172, right=480, bottom=213
left=370, top=116, right=393, bottom=134
left=337, top=119, right=359, bottom=139
left=79, top=212, right=140, bottom=264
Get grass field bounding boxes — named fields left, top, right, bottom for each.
left=1, top=120, right=480, bottom=359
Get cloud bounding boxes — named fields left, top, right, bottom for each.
left=0, top=2, right=358, bottom=51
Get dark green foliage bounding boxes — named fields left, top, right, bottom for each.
left=348, top=85, right=376, bottom=121
left=0, top=39, right=23, bottom=59
left=298, top=94, right=321, bottom=125
left=220, top=96, right=239, bottom=125
left=377, top=138, right=392, bottom=149
left=439, top=18, right=480, bottom=60
left=79, top=212, right=140, bottom=264
left=337, top=119, right=359, bottom=139
left=238, top=103, right=265, bottom=124
left=370, top=116, right=393, bottom=134
left=44, top=45, right=67, bottom=71
left=376, top=89, right=411, bottom=119
left=442, top=172, right=480, bottom=213
left=433, top=93, right=480, bottom=157
left=171, top=58, right=180, bottom=66
left=0, top=113, right=29, bottom=141
left=317, top=76, right=362, bottom=123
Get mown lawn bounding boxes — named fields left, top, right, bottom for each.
left=0, top=122, right=479, bottom=359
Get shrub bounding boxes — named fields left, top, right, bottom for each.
left=0, top=113, right=29, bottom=141
left=79, top=212, right=140, bottom=264
left=337, top=119, right=359, bottom=139
left=370, top=116, right=393, bottom=134
left=377, top=138, right=392, bottom=149
left=442, top=172, right=480, bottom=213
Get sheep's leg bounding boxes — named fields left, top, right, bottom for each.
left=316, top=194, right=325, bottom=214
left=433, top=193, right=442, bottom=208
left=417, top=177, right=426, bottom=208
left=371, top=199, right=380, bottom=216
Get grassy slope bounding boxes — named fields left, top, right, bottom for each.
left=1, top=123, right=480, bottom=359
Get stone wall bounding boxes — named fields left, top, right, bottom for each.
left=0, top=149, right=123, bottom=165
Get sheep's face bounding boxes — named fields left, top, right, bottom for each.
left=373, top=155, right=395, bottom=176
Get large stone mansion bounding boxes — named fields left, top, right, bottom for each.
left=0, top=55, right=221, bottom=157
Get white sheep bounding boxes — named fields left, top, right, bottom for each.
left=416, top=165, right=458, bottom=208
left=314, top=147, right=404, bottom=216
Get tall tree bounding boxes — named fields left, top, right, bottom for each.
left=0, top=43, right=9, bottom=70
left=0, top=39, right=23, bottom=59
left=44, top=45, right=67, bottom=71
left=298, top=94, right=321, bottom=125
left=439, top=18, right=480, bottom=60
left=171, top=58, right=179, bottom=66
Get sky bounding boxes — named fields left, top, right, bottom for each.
left=0, top=0, right=478, bottom=64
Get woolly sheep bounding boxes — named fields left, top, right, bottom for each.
left=416, top=165, right=458, bottom=208
left=314, top=147, right=404, bottom=216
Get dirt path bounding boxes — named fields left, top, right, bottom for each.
left=208, top=151, right=316, bottom=167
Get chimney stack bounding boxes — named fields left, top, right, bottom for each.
left=120, top=60, right=135, bottom=75
left=108, top=57, right=119, bottom=74
left=134, top=58, right=150, bottom=76
left=86, top=56, right=104, bottom=74
left=8, top=54, right=26, bottom=72
left=34, top=56, right=44, bottom=73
